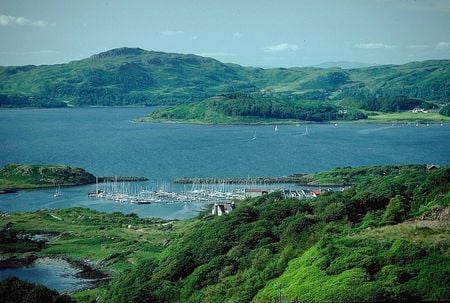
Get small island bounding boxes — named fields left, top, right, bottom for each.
left=137, top=95, right=450, bottom=125
left=0, top=164, right=150, bottom=193
left=0, top=164, right=96, bottom=192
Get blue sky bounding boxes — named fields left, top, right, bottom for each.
left=0, top=0, right=449, bottom=67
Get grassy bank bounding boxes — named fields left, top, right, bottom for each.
left=366, top=111, right=450, bottom=123
left=0, top=163, right=96, bottom=191
left=0, top=208, right=191, bottom=301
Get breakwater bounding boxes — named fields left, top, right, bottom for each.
left=97, top=176, right=148, bottom=182
left=174, top=174, right=309, bottom=185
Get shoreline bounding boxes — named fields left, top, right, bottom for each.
left=134, top=117, right=449, bottom=126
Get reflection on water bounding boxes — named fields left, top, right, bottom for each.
left=0, top=258, right=92, bottom=293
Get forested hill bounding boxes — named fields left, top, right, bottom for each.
left=0, top=47, right=449, bottom=107
left=103, top=164, right=450, bottom=302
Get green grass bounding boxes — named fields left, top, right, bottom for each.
left=0, top=207, right=190, bottom=274
left=366, top=111, right=450, bottom=123
left=255, top=224, right=450, bottom=302
left=0, top=163, right=95, bottom=190
left=304, top=164, right=426, bottom=185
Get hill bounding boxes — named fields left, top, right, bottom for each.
left=1, top=164, right=448, bottom=302
left=141, top=95, right=368, bottom=124
left=0, top=48, right=449, bottom=108
left=100, top=164, right=449, bottom=303
left=0, top=163, right=95, bottom=191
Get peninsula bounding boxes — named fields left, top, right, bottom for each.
left=0, top=163, right=148, bottom=192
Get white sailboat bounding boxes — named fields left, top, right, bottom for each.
left=54, top=185, right=62, bottom=197
left=251, top=131, right=257, bottom=140
left=274, top=125, right=278, bottom=132
left=302, top=124, right=309, bottom=136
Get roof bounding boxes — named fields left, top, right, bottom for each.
left=245, top=188, right=263, bottom=193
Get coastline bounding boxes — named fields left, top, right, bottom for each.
left=134, top=117, right=450, bottom=126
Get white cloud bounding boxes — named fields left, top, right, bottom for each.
left=196, top=52, right=234, bottom=58
left=436, top=42, right=450, bottom=49
left=407, top=44, right=430, bottom=49
left=233, top=32, right=243, bottom=38
left=160, top=29, right=184, bottom=36
left=262, top=43, right=299, bottom=53
left=354, top=43, right=397, bottom=49
left=0, top=14, right=48, bottom=27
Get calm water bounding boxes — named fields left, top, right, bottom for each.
left=0, top=107, right=449, bottom=218
left=0, top=258, right=92, bottom=293
left=0, top=107, right=449, bottom=292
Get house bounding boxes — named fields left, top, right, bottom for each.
left=426, top=164, right=440, bottom=172
left=244, top=188, right=268, bottom=198
left=311, top=189, right=323, bottom=196
left=212, top=202, right=235, bottom=216
left=411, top=108, right=428, bottom=113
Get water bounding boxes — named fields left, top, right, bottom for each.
left=0, top=258, right=93, bottom=293
left=0, top=107, right=449, bottom=218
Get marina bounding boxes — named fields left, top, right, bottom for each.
left=87, top=178, right=249, bottom=204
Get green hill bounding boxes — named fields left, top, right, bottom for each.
left=0, top=163, right=96, bottom=190
left=101, top=164, right=449, bottom=303
left=142, top=95, right=368, bottom=123
left=0, top=47, right=449, bottom=108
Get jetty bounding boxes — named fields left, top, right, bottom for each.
left=97, top=176, right=148, bottom=182
left=174, top=174, right=309, bottom=185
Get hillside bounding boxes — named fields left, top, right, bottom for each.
left=0, top=164, right=448, bottom=302
left=142, top=95, right=368, bottom=124
left=101, top=164, right=449, bottom=303
left=0, top=163, right=96, bottom=191
left=0, top=47, right=449, bottom=108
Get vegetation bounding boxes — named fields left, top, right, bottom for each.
left=0, top=207, right=190, bottom=302
left=439, top=104, right=450, bottom=117
left=0, top=277, right=74, bottom=303
left=0, top=163, right=96, bottom=191
left=366, top=111, right=450, bottom=123
left=0, top=48, right=449, bottom=109
left=1, top=165, right=448, bottom=302
left=301, top=164, right=429, bottom=185
left=101, top=165, right=449, bottom=303
left=142, top=95, right=367, bottom=124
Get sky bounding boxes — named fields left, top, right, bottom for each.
left=0, top=0, right=449, bottom=67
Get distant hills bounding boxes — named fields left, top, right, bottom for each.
left=310, top=61, right=377, bottom=69
left=0, top=47, right=449, bottom=108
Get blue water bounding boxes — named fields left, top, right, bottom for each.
left=0, top=107, right=449, bottom=218
left=0, top=258, right=92, bottom=293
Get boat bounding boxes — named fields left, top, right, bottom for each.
left=302, top=124, right=309, bottom=136
left=251, top=131, right=257, bottom=140
left=274, top=125, right=278, bottom=132
left=53, top=185, right=62, bottom=197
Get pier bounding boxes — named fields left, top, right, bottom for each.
left=174, top=174, right=309, bottom=185
left=97, top=176, right=148, bottom=182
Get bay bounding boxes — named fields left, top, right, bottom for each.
left=0, top=107, right=449, bottom=218
left=0, top=257, right=94, bottom=293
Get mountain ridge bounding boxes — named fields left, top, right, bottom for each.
left=0, top=47, right=449, bottom=108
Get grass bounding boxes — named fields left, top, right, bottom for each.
left=0, top=163, right=95, bottom=190
left=366, top=111, right=450, bottom=123
left=255, top=219, right=450, bottom=302
left=0, top=207, right=190, bottom=282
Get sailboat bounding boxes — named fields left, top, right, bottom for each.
left=274, top=125, right=278, bottom=132
left=54, top=184, right=62, bottom=197
left=251, top=131, right=257, bottom=140
left=302, top=124, right=309, bottom=136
